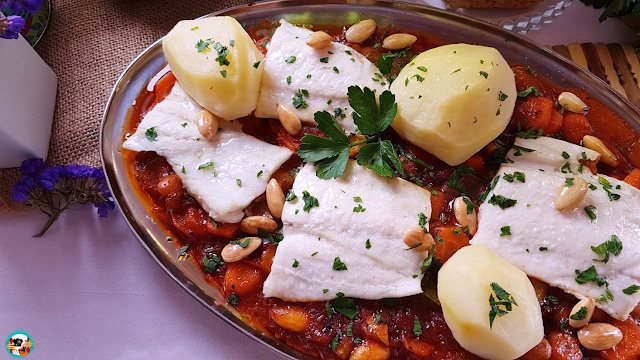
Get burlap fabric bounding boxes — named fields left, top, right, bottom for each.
left=0, top=0, right=253, bottom=211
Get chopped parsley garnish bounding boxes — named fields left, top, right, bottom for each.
left=447, top=164, right=475, bottom=196
left=145, top=127, right=158, bottom=141
left=498, top=91, right=508, bottom=101
left=286, top=76, right=292, bottom=85
left=284, top=56, right=296, bottom=64
left=258, top=228, right=283, bottom=245
left=517, top=86, right=539, bottom=98
left=181, top=123, right=188, bottom=127
left=562, top=151, right=570, bottom=159
left=412, top=74, right=425, bottom=82
left=417, top=66, right=428, bottom=72
left=418, top=212, right=428, bottom=233
left=195, top=38, right=214, bottom=52
left=198, top=161, right=214, bottom=170
left=584, top=205, right=597, bottom=222
left=213, top=42, right=230, bottom=66
left=227, top=294, right=240, bottom=307
left=353, top=204, right=366, bottom=213
left=220, top=70, right=227, bottom=78
left=570, top=306, right=588, bottom=320
left=377, top=48, right=408, bottom=74
left=565, top=178, right=574, bottom=186
left=374, top=313, right=383, bottom=323
left=297, top=86, right=403, bottom=179
left=202, top=253, right=223, bottom=273
left=320, top=57, right=329, bottom=63
left=479, top=176, right=500, bottom=202
left=346, top=323, right=354, bottom=336
left=333, top=66, right=339, bottom=74
left=333, top=257, right=348, bottom=271
left=598, top=176, right=621, bottom=201
left=413, top=316, right=422, bottom=336
left=575, top=265, right=607, bottom=286
left=544, top=295, right=560, bottom=305
left=500, top=226, right=511, bottom=236
left=302, top=190, right=319, bottom=212
left=539, top=247, right=548, bottom=251
left=479, top=71, right=489, bottom=79
left=178, top=245, right=189, bottom=259
left=463, top=198, right=478, bottom=214
left=230, top=238, right=251, bottom=248
left=292, top=259, right=299, bottom=268
left=503, top=172, right=525, bottom=183
left=623, top=285, right=640, bottom=295
left=512, top=145, right=534, bottom=156
left=229, top=39, right=235, bottom=47
left=256, top=170, right=263, bottom=178
left=488, top=282, right=518, bottom=329
left=285, top=189, right=297, bottom=201
left=591, top=235, right=622, bottom=264
left=516, top=125, right=543, bottom=139
left=488, top=195, right=517, bottom=209
left=260, top=34, right=269, bottom=48
left=333, top=293, right=357, bottom=319
left=292, top=89, right=309, bottom=109
left=420, top=245, right=436, bottom=274
left=236, top=179, right=242, bottom=187
left=366, top=239, right=371, bottom=249
left=253, top=61, right=261, bottom=68
left=353, top=196, right=362, bottom=202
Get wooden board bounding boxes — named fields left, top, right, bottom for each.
left=552, top=43, right=640, bottom=108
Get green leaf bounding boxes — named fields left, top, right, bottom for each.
left=570, top=306, right=588, bottom=320
left=413, top=315, right=422, bottom=336
left=145, top=127, right=158, bottom=141
left=202, top=254, right=223, bottom=273
left=312, top=111, right=346, bottom=142
left=298, top=135, right=349, bottom=162
left=623, top=284, right=640, bottom=295
left=357, top=141, right=403, bottom=177
left=348, top=86, right=397, bottom=135
left=302, top=191, right=319, bottom=212
left=333, top=257, right=348, bottom=271
left=517, top=86, right=540, bottom=98
left=334, top=294, right=358, bottom=319
left=314, top=150, right=350, bottom=179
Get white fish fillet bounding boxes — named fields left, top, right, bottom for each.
left=471, top=137, right=640, bottom=320
left=263, top=161, right=432, bottom=301
left=122, top=83, right=293, bottom=223
left=255, top=20, right=389, bottom=133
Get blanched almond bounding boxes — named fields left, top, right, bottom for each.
left=345, top=19, right=376, bottom=43
left=382, top=33, right=417, bottom=50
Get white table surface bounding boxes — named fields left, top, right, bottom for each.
left=1, top=2, right=637, bottom=359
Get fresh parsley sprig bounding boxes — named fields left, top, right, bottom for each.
left=297, top=86, right=404, bottom=179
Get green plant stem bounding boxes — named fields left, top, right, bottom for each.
left=34, top=205, right=69, bottom=238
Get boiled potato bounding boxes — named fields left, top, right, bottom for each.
left=390, top=44, right=516, bottom=166
left=162, top=17, right=264, bottom=120
left=438, top=245, right=543, bottom=360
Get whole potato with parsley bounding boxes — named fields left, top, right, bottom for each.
left=438, top=245, right=543, bottom=360
left=390, top=44, right=516, bottom=166
left=162, top=17, right=264, bottom=120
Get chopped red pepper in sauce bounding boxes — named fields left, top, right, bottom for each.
left=122, top=22, right=640, bottom=360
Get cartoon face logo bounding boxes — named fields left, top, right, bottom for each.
left=5, top=332, right=33, bottom=358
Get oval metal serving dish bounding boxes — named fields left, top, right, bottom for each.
left=100, top=1, right=640, bottom=358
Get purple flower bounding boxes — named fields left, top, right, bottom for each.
left=11, top=175, right=34, bottom=202
left=96, top=199, right=115, bottom=217
left=62, top=164, right=94, bottom=178
left=20, top=158, right=44, bottom=176
left=4, top=0, right=43, bottom=14
left=91, top=168, right=106, bottom=180
left=0, top=14, right=25, bottom=39
left=36, top=166, right=60, bottom=190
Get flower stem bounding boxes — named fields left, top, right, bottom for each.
left=33, top=206, right=67, bottom=238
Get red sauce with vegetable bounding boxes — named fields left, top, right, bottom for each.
left=122, top=22, right=640, bottom=360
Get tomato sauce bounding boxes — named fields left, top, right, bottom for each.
left=122, top=22, right=640, bottom=360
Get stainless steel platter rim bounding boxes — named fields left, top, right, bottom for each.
left=100, top=1, right=640, bottom=359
